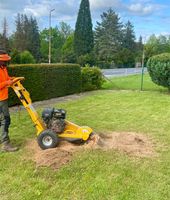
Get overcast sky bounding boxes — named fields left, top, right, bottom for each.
left=0, top=0, right=170, bottom=40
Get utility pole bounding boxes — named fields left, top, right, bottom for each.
left=140, top=36, right=146, bottom=91
left=140, top=49, right=145, bottom=91
left=49, top=9, right=55, bottom=64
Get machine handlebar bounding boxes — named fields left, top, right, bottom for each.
left=12, top=77, right=25, bottom=84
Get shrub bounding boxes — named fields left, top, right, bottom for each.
left=77, top=53, right=96, bottom=66
left=147, top=53, right=170, bottom=89
left=61, top=34, right=76, bottom=63
left=8, top=63, right=81, bottom=106
left=20, top=51, right=36, bottom=64
left=10, top=49, right=21, bottom=64
left=96, top=61, right=113, bottom=69
left=81, top=65, right=105, bottom=91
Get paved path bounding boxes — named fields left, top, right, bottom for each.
left=9, top=92, right=93, bottom=113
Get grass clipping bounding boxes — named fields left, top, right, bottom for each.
left=25, top=132, right=156, bottom=170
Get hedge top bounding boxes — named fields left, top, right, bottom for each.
left=10, top=63, right=80, bottom=68
left=147, top=53, right=170, bottom=64
left=8, top=63, right=82, bottom=106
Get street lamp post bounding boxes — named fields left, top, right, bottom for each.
left=49, top=9, right=55, bottom=64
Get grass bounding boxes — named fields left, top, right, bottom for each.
left=102, top=73, right=167, bottom=92
left=1, top=75, right=170, bottom=199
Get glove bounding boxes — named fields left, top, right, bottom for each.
left=6, top=80, right=13, bottom=86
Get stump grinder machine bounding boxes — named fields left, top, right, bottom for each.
left=11, top=77, right=94, bottom=150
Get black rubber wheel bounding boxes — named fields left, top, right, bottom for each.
left=37, top=129, right=59, bottom=150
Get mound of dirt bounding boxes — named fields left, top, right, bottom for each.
left=25, top=140, right=78, bottom=170
left=25, top=132, right=156, bottom=170
left=87, top=132, right=155, bottom=157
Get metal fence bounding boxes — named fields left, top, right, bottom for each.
left=102, top=67, right=147, bottom=78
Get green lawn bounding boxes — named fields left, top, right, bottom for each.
left=102, top=73, right=167, bottom=92
left=0, top=75, right=170, bottom=200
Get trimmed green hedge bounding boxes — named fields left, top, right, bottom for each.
left=147, top=53, right=170, bottom=89
left=8, top=64, right=81, bottom=106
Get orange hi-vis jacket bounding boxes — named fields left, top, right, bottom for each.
left=0, top=66, right=11, bottom=101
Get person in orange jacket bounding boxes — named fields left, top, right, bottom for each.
left=0, top=50, right=18, bottom=152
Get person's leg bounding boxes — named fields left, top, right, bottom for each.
left=0, top=100, right=10, bottom=144
left=0, top=100, right=18, bottom=152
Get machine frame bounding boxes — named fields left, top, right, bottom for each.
left=11, top=77, right=93, bottom=149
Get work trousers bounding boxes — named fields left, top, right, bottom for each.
left=0, top=100, right=10, bottom=144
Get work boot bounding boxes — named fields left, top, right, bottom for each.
left=1, top=142, right=18, bottom=152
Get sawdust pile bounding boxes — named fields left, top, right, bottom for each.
left=25, top=132, right=156, bottom=170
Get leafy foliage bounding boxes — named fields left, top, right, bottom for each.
left=13, top=14, right=41, bottom=62
left=10, top=49, right=21, bottom=64
left=1, top=11, right=145, bottom=68
left=10, top=50, right=35, bottom=64
left=59, top=22, right=73, bottom=40
left=20, top=51, right=36, bottom=64
left=8, top=64, right=82, bottom=106
left=61, top=34, right=76, bottom=63
left=147, top=53, right=170, bottom=89
left=81, top=65, right=105, bottom=91
left=145, top=35, right=170, bottom=63
left=40, top=28, right=65, bottom=63
left=114, top=48, right=136, bottom=68
left=94, top=9, right=136, bottom=68
left=77, top=52, right=96, bottom=66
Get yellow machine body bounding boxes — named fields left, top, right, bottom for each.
left=11, top=77, right=92, bottom=141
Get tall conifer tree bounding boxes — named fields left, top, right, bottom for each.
left=14, top=14, right=25, bottom=51
left=123, top=21, right=136, bottom=51
left=0, top=18, right=10, bottom=51
left=28, top=16, right=41, bottom=61
left=94, top=9, right=123, bottom=62
left=74, top=0, right=94, bottom=57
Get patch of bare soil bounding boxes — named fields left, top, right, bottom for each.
left=25, top=132, right=156, bottom=170
left=86, top=132, right=155, bottom=157
left=25, top=140, right=77, bottom=170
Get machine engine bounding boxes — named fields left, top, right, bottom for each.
left=42, top=108, right=66, bottom=133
